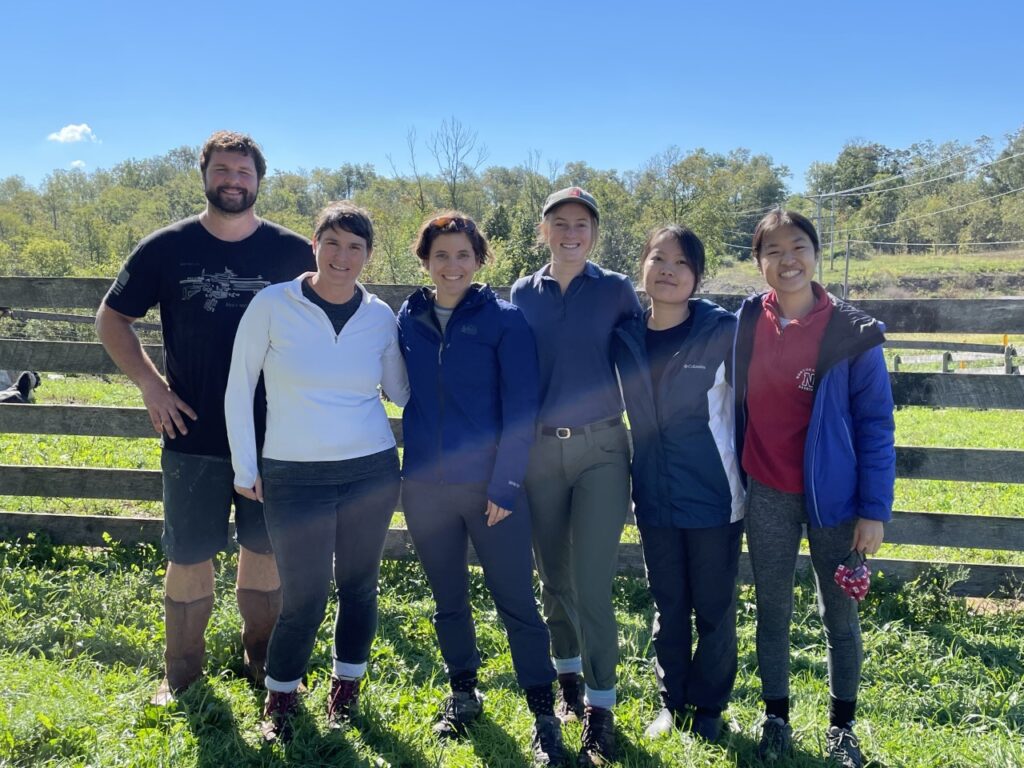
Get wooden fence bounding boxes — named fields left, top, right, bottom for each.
left=1, top=277, right=1023, bottom=597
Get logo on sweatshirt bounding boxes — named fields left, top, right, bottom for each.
left=796, top=368, right=816, bottom=392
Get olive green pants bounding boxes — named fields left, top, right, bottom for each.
left=526, top=422, right=630, bottom=693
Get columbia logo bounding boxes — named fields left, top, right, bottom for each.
left=683, top=364, right=706, bottom=370
left=461, top=325, right=478, bottom=336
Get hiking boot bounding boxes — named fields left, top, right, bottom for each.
left=261, top=690, right=299, bottom=744
left=531, top=714, right=569, bottom=767
left=577, top=706, right=616, bottom=767
left=690, top=709, right=724, bottom=742
left=757, top=715, right=793, bottom=763
left=555, top=673, right=585, bottom=723
left=236, top=587, right=281, bottom=687
left=825, top=725, right=863, bottom=768
left=150, top=595, right=214, bottom=706
left=433, top=689, right=483, bottom=739
left=643, top=707, right=684, bottom=739
left=326, top=676, right=360, bottom=728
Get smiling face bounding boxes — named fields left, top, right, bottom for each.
left=642, top=231, right=698, bottom=307
left=426, top=232, right=482, bottom=308
left=756, top=223, right=818, bottom=302
left=202, top=150, right=259, bottom=214
left=312, top=225, right=369, bottom=299
left=542, top=202, right=595, bottom=267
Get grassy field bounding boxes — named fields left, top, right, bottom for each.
left=1, top=540, right=1022, bottom=767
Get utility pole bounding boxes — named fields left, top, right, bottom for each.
left=829, top=191, right=836, bottom=271
left=815, top=195, right=823, bottom=283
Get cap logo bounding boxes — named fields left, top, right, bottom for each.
left=569, top=187, right=582, bottom=197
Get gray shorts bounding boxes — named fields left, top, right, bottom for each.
left=160, top=450, right=272, bottom=565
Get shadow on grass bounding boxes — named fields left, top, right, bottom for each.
left=155, top=680, right=264, bottom=768
left=467, top=711, right=532, bottom=768
left=355, top=706, right=434, bottom=768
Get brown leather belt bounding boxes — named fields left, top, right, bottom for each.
left=539, top=416, right=622, bottom=440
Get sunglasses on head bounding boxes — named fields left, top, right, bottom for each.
left=430, top=215, right=476, bottom=232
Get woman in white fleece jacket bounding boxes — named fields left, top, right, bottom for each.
left=225, top=201, right=409, bottom=743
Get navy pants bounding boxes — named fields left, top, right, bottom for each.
left=637, top=519, right=743, bottom=713
left=403, top=480, right=556, bottom=690
left=262, top=453, right=400, bottom=684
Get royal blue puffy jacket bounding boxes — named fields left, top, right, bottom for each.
left=398, top=284, right=539, bottom=511
left=733, top=292, right=896, bottom=528
left=613, top=299, right=745, bottom=529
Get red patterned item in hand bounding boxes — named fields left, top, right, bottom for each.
left=834, top=550, right=871, bottom=602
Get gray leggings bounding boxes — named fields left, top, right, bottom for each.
left=745, top=479, right=862, bottom=702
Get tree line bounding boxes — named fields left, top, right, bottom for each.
left=2, top=122, right=1022, bottom=286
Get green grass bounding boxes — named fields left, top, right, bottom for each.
left=707, top=248, right=1024, bottom=298
left=1, top=542, right=1022, bottom=767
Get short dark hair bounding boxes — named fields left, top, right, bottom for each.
left=313, top=201, right=374, bottom=251
left=199, top=131, right=267, bottom=181
left=640, top=225, right=706, bottom=285
left=751, top=209, right=820, bottom=263
left=414, top=211, right=491, bottom=265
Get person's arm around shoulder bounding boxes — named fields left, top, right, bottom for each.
left=618, top=273, right=643, bottom=321
left=849, top=343, right=896, bottom=554
left=95, top=304, right=197, bottom=438
left=224, top=291, right=274, bottom=502
left=380, top=311, right=410, bottom=408
left=487, top=306, right=540, bottom=526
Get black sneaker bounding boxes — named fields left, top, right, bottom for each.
left=326, top=676, right=360, bottom=728
left=556, top=673, right=585, bottom=724
left=825, top=725, right=863, bottom=768
left=757, top=715, right=793, bottom=763
left=532, top=714, right=569, bottom=767
left=690, top=709, right=723, bottom=742
left=433, top=689, right=483, bottom=739
left=577, top=706, right=616, bottom=767
left=261, top=690, right=299, bottom=744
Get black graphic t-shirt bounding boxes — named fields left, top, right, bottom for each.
left=104, top=216, right=314, bottom=456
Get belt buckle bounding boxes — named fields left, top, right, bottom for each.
left=555, top=427, right=572, bottom=439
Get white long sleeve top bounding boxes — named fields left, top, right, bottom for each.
left=225, top=274, right=410, bottom=488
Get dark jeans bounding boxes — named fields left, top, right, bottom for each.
left=261, top=450, right=400, bottom=684
left=637, top=519, right=742, bottom=713
left=403, top=480, right=556, bottom=689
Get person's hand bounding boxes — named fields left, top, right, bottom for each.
left=234, top=475, right=264, bottom=503
left=140, top=379, right=197, bottom=438
left=485, top=500, right=512, bottom=527
left=852, top=518, right=884, bottom=555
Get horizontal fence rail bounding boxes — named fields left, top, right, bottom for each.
left=3, top=277, right=1024, bottom=333
left=1, top=278, right=1023, bottom=597
left=0, top=511, right=1019, bottom=598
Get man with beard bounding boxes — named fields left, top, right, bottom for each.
left=96, top=131, right=314, bottom=704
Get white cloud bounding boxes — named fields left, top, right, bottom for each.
left=47, top=124, right=97, bottom=143
left=70, top=160, right=86, bottom=169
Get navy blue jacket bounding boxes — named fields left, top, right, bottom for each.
left=398, top=284, right=539, bottom=511
left=734, top=292, right=896, bottom=528
left=613, top=299, right=745, bottom=529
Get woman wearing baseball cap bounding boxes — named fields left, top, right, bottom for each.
left=510, top=187, right=641, bottom=767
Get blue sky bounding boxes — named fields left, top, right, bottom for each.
left=3, top=0, right=1022, bottom=192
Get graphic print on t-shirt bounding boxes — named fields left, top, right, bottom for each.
left=796, top=367, right=815, bottom=392
left=179, top=268, right=270, bottom=312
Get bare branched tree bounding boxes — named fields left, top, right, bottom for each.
left=429, top=116, right=488, bottom=210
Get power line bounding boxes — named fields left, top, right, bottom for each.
left=821, top=184, right=1024, bottom=235
left=849, top=238, right=1024, bottom=248
left=805, top=143, right=984, bottom=199
left=825, top=150, right=1024, bottom=199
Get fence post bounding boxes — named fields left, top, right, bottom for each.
left=893, top=354, right=901, bottom=372
left=942, top=351, right=953, bottom=373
